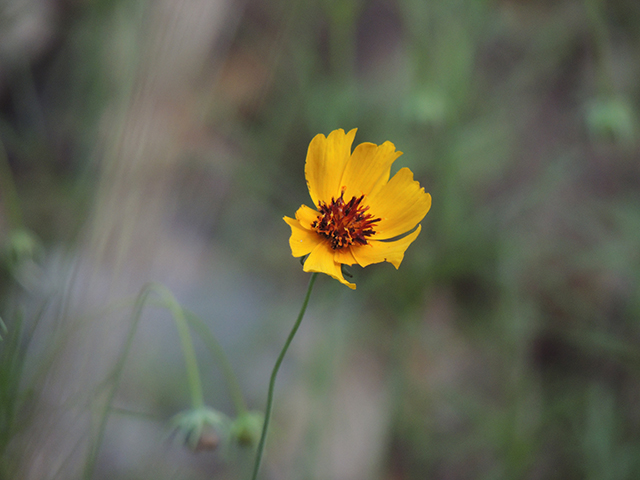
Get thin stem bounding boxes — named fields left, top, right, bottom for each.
left=250, top=273, right=318, bottom=480
left=184, top=309, right=248, bottom=415
left=83, top=282, right=207, bottom=479
left=0, top=139, right=24, bottom=229
left=153, top=284, right=205, bottom=410
left=83, top=283, right=154, bottom=479
left=585, top=0, right=614, bottom=96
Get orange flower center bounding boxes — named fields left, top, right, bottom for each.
left=312, top=191, right=380, bottom=250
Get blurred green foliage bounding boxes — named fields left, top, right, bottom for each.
left=1, top=0, right=640, bottom=479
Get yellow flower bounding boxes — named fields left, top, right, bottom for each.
left=284, top=128, right=432, bottom=289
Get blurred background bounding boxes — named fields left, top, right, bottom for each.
left=1, top=0, right=640, bottom=479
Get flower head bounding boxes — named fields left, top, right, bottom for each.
left=168, top=407, right=230, bottom=451
left=284, top=128, right=431, bottom=289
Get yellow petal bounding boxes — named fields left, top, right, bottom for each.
left=304, top=242, right=356, bottom=289
left=295, top=204, right=320, bottom=229
left=351, top=225, right=422, bottom=268
left=340, top=141, right=402, bottom=200
left=305, top=128, right=357, bottom=207
left=366, top=168, right=431, bottom=240
left=333, top=246, right=357, bottom=266
left=284, top=215, right=324, bottom=258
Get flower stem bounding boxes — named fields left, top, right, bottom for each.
left=154, top=284, right=205, bottom=410
left=83, top=282, right=207, bottom=479
left=0, top=139, right=24, bottom=229
left=83, top=283, right=154, bottom=480
left=250, top=273, right=318, bottom=480
left=585, top=0, right=614, bottom=96
left=184, top=309, right=248, bottom=415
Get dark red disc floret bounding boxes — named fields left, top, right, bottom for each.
left=311, top=191, right=380, bottom=250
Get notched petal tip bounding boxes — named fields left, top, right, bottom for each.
left=352, top=225, right=422, bottom=269
left=366, top=169, right=431, bottom=240
left=341, top=140, right=404, bottom=199
left=305, top=128, right=357, bottom=206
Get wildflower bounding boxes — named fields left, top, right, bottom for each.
left=284, top=128, right=431, bottom=289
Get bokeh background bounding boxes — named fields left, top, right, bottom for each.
left=2, top=0, right=640, bottom=479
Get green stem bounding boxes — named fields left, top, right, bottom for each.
left=585, top=0, right=614, bottom=96
left=83, top=282, right=207, bottom=479
left=184, top=310, right=248, bottom=415
left=154, top=284, right=205, bottom=410
left=0, top=139, right=24, bottom=229
left=83, top=283, right=154, bottom=479
left=250, top=273, right=318, bottom=480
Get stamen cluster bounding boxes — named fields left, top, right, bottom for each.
left=312, top=191, right=380, bottom=250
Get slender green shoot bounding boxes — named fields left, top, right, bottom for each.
left=250, top=273, right=318, bottom=480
